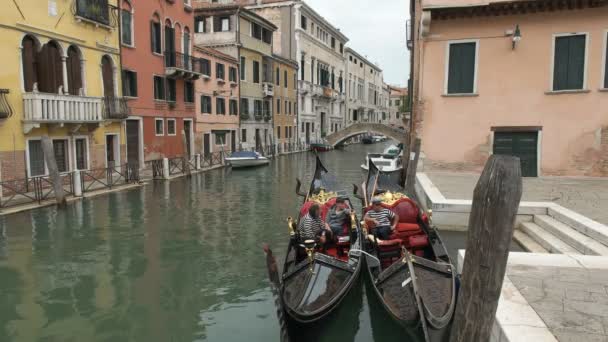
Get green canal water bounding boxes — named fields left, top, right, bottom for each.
left=0, top=143, right=485, bottom=342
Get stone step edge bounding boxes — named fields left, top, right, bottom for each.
left=547, top=205, right=608, bottom=247
left=534, top=214, right=608, bottom=256
left=513, top=229, right=550, bottom=254
left=519, top=221, right=579, bottom=254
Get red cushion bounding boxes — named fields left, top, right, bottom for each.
left=392, top=199, right=420, bottom=224
left=377, top=239, right=402, bottom=248
left=409, top=235, right=429, bottom=248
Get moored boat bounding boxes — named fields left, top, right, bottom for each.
left=310, top=142, right=332, bottom=152
left=281, top=156, right=363, bottom=324
left=354, top=161, right=456, bottom=342
left=225, top=151, right=269, bottom=168
left=361, top=145, right=404, bottom=183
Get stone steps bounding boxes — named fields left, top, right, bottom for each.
left=519, top=221, right=579, bottom=254
left=513, top=230, right=549, bottom=253
left=534, top=215, right=608, bottom=256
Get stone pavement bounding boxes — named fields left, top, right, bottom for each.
left=426, top=172, right=608, bottom=226
left=508, top=265, right=608, bottom=342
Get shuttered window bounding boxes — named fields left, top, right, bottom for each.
left=604, top=34, right=608, bottom=89
left=447, top=42, right=477, bottom=94
left=122, top=70, right=137, bottom=97
left=53, top=140, right=69, bottom=173
left=240, top=57, right=246, bottom=80
left=75, top=138, right=88, bottom=170
left=216, top=63, right=225, bottom=80
left=22, top=36, right=38, bottom=92
left=216, top=98, right=226, bottom=115
left=166, top=79, right=176, bottom=102
left=276, top=99, right=280, bottom=114
left=253, top=61, right=260, bottom=83
left=28, top=140, right=45, bottom=177
left=553, top=34, right=586, bottom=91
left=184, top=81, right=194, bottom=103
left=150, top=21, right=161, bottom=54
left=201, top=96, right=212, bottom=114
left=229, top=67, right=237, bottom=82
left=37, top=42, right=63, bottom=94
left=121, top=9, right=133, bottom=46
left=229, top=99, right=238, bottom=115
left=200, top=58, right=211, bottom=76
left=67, top=46, right=83, bottom=95
left=241, top=98, right=249, bottom=115
left=153, top=76, right=165, bottom=100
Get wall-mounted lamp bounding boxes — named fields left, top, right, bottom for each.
left=512, top=24, right=522, bottom=49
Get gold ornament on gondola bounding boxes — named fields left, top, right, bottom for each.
left=377, top=191, right=408, bottom=206
left=287, top=217, right=295, bottom=236
left=350, top=212, right=357, bottom=232
left=303, top=239, right=316, bottom=274
left=309, top=189, right=338, bottom=204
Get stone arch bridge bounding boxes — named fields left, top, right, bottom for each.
left=325, top=123, right=407, bottom=147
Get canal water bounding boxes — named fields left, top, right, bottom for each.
left=0, top=143, right=512, bottom=342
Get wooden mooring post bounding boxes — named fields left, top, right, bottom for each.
left=449, top=155, right=523, bottom=342
left=181, top=130, right=191, bottom=177
left=41, top=135, right=67, bottom=208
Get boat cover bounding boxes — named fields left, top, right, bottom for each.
left=229, top=151, right=260, bottom=159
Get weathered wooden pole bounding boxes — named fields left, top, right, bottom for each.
left=181, top=129, right=191, bottom=176
left=449, top=155, right=523, bottom=342
left=405, top=138, right=421, bottom=193
left=41, top=135, right=67, bottom=208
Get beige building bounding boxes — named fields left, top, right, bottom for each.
left=388, top=85, right=408, bottom=129
left=193, top=4, right=278, bottom=151
left=345, top=48, right=385, bottom=125
left=411, top=0, right=608, bottom=177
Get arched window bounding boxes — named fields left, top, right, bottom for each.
left=164, top=19, right=175, bottom=67
left=67, top=46, right=83, bottom=95
left=101, top=55, right=115, bottom=97
left=21, top=35, right=39, bottom=92
left=150, top=13, right=161, bottom=54
left=37, top=40, right=63, bottom=94
left=121, top=0, right=133, bottom=46
left=183, top=26, right=191, bottom=70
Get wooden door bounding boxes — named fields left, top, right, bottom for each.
left=106, top=135, right=116, bottom=168
left=37, top=42, right=63, bottom=94
left=126, top=120, right=140, bottom=168
left=67, top=46, right=82, bottom=95
left=494, top=132, right=538, bottom=177
left=203, top=133, right=210, bottom=158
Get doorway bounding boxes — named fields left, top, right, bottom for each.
left=126, top=120, right=140, bottom=168
left=320, top=112, right=326, bottom=136
left=493, top=131, right=539, bottom=177
left=184, top=119, right=192, bottom=157
left=305, top=123, right=310, bottom=144
left=203, top=133, right=210, bottom=159
left=105, top=134, right=119, bottom=169
left=231, top=130, right=236, bottom=152
left=101, top=56, right=114, bottom=97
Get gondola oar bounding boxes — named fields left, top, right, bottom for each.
left=263, top=244, right=291, bottom=342
left=404, top=249, right=431, bottom=342
left=295, top=178, right=307, bottom=198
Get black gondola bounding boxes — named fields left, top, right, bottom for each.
left=354, top=160, right=456, bottom=342
left=280, top=156, right=363, bottom=324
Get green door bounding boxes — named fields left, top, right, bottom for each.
left=493, top=132, right=538, bottom=177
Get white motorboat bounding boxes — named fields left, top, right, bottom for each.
left=225, top=151, right=270, bottom=168
left=372, top=135, right=387, bottom=143
left=360, top=145, right=403, bottom=178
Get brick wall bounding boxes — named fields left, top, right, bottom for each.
left=0, top=150, right=27, bottom=181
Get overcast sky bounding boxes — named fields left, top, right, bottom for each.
left=305, top=0, right=411, bottom=87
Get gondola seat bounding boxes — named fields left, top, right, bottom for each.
left=376, top=238, right=403, bottom=268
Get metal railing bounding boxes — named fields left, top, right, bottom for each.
left=80, top=164, right=136, bottom=193
left=0, top=173, right=73, bottom=209
left=168, top=157, right=185, bottom=175
left=103, top=96, right=130, bottom=120
left=72, top=0, right=116, bottom=27
left=201, top=152, right=225, bottom=168
left=164, top=51, right=201, bottom=74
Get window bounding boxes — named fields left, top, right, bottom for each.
left=240, top=57, right=246, bottom=80
left=241, top=98, right=249, bottom=115
left=288, top=101, right=291, bottom=115
left=604, top=33, right=608, bottom=89
left=201, top=96, right=212, bottom=114
left=121, top=9, right=133, bottom=46
left=277, top=126, right=281, bottom=139
left=229, top=99, right=238, bottom=115
left=253, top=61, right=260, bottom=83
left=28, top=140, right=45, bottom=177
left=254, top=100, right=263, bottom=115
left=155, top=119, right=164, bottom=135
left=201, top=58, right=211, bottom=76
left=284, top=70, right=288, bottom=88
left=340, top=43, right=343, bottom=54
left=151, top=20, right=161, bottom=54
left=215, top=132, right=226, bottom=145
left=276, top=99, right=281, bottom=114
left=166, top=78, right=176, bottom=102
left=167, top=119, right=176, bottom=136
left=285, top=101, right=288, bottom=115
left=122, top=70, right=138, bottom=97
left=553, top=34, right=586, bottom=91
left=52, top=139, right=69, bottom=173
left=214, top=16, right=230, bottom=32
left=262, top=28, right=272, bottom=44
left=276, top=67, right=280, bottom=85
left=153, top=76, right=165, bottom=100
left=242, top=129, right=247, bottom=142
left=195, top=16, right=206, bottom=33
left=447, top=41, right=477, bottom=94
left=301, top=15, right=307, bottom=30
left=293, top=102, right=297, bottom=115
left=74, top=138, right=88, bottom=170
left=252, top=23, right=262, bottom=39
left=216, top=63, right=225, bottom=80
left=229, top=67, right=237, bottom=82
left=301, top=122, right=305, bottom=133
left=285, top=127, right=288, bottom=140
left=216, top=97, right=226, bottom=115
left=331, top=37, right=335, bottom=49
left=395, top=100, right=400, bottom=106
left=184, top=81, right=194, bottom=103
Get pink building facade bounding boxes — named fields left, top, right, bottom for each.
left=413, top=0, right=608, bottom=177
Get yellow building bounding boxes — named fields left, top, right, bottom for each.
left=271, top=55, right=298, bottom=151
left=0, top=0, right=127, bottom=181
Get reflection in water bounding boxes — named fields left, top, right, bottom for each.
left=0, top=143, right=457, bottom=342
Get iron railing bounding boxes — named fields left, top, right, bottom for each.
left=73, top=0, right=116, bottom=27
left=164, top=51, right=201, bottom=73
left=0, top=173, right=73, bottom=209
left=80, top=164, right=136, bottom=193
left=201, top=152, right=224, bottom=168
left=168, top=157, right=185, bottom=175
left=103, top=96, right=130, bottom=120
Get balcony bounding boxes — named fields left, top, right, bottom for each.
left=72, top=0, right=116, bottom=28
left=103, top=96, right=130, bottom=120
left=298, top=80, right=312, bottom=95
left=22, top=92, right=126, bottom=133
left=263, top=83, right=274, bottom=97
left=164, top=51, right=203, bottom=80
left=311, top=84, right=333, bottom=99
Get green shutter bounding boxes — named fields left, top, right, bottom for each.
left=553, top=35, right=586, bottom=91
left=447, top=42, right=476, bottom=94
